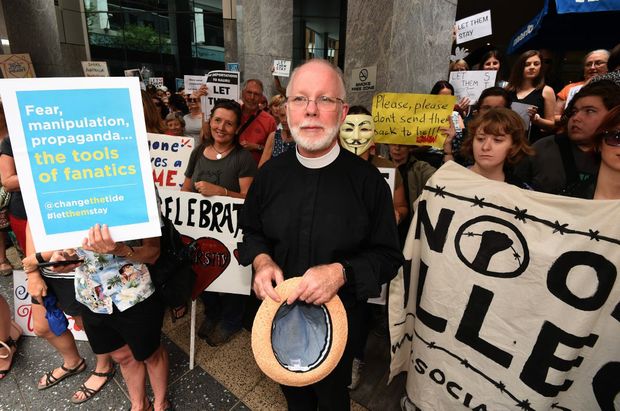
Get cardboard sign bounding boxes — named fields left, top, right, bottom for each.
left=184, top=75, right=206, bottom=94
left=81, top=61, right=109, bottom=77
left=226, top=62, right=240, bottom=72
left=455, top=10, right=492, bottom=44
left=0, top=54, right=36, bottom=78
left=204, top=70, right=241, bottom=118
left=449, top=70, right=497, bottom=103
left=350, top=66, right=377, bottom=93
left=372, top=93, right=455, bottom=148
left=159, top=189, right=252, bottom=296
left=175, top=78, right=184, bottom=92
left=147, top=133, right=193, bottom=190
left=390, top=162, right=620, bottom=411
left=124, top=69, right=141, bottom=79
left=273, top=59, right=292, bottom=77
left=0, top=77, right=161, bottom=251
left=13, top=271, right=88, bottom=341
left=149, top=77, right=164, bottom=88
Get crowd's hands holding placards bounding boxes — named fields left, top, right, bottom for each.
left=194, top=180, right=228, bottom=197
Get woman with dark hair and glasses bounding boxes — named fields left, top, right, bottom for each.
left=181, top=99, right=257, bottom=346
left=566, top=105, right=620, bottom=199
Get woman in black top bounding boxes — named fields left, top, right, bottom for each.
left=506, top=50, right=556, bottom=142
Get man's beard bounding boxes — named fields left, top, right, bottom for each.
left=290, top=120, right=340, bottom=153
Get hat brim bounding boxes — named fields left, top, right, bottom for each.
left=251, top=277, right=348, bottom=387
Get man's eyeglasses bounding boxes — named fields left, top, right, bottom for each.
left=600, top=130, right=620, bottom=147
left=585, top=60, right=607, bottom=68
left=287, top=96, right=344, bottom=112
left=187, top=98, right=200, bottom=103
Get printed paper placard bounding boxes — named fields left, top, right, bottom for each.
left=273, top=59, right=292, bottom=77
left=147, top=133, right=194, bottom=190
left=226, top=62, right=240, bottom=72
left=389, top=162, right=620, bottom=411
left=159, top=189, right=252, bottom=296
left=13, top=270, right=88, bottom=341
left=149, top=77, right=164, bottom=88
left=81, top=61, right=109, bottom=77
left=372, top=93, right=455, bottom=148
left=184, top=75, right=206, bottom=94
left=0, top=54, right=36, bottom=78
left=0, top=77, right=161, bottom=251
left=449, top=70, right=497, bottom=103
left=204, top=70, right=240, bottom=119
left=455, top=10, right=492, bottom=44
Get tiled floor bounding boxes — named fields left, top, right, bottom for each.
left=1, top=247, right=405, bottom=410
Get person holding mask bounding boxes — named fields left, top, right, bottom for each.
left=182, top=99, right=257, bottom=346
left=506, top=50, right=556, bottom=142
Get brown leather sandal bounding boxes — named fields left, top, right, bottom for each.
left=37, top=358, right=86, bottom=390
left=70, top=366, right=116, bottom=404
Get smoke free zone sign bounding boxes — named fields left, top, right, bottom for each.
left=350, top=66, right=376, bottom=93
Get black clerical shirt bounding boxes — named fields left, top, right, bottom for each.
left=238, top=148, right=404, bottom=307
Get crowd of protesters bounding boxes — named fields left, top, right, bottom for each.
left=0, top=40, right=619, bottom=411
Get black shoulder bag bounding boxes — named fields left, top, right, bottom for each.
left=149, top=216, right=195, bottom=309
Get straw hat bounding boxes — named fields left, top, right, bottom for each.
left=251, top=277, right=348, bottom=387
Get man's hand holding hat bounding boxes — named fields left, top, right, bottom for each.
left=252, top=253, right=284, bottom=302
left=286, top=263, right=345, bottom=306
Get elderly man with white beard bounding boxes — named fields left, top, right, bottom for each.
left=238, top=59, right=403, bottom=410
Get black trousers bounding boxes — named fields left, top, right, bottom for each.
left=280, top=302, right=362, bottom=411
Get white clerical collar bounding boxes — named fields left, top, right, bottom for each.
left=296, top=142, right=340, bottom=169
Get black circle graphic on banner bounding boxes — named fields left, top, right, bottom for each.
left=359, top=69, right=368, bottom=82
left=454, top=215, right=530, bottom=278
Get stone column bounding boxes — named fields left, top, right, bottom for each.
left=2, top=0, right=64, bottom=77
left=238, top=0, right=293, bottom=96
left=344, top=0, right=458, bottom=107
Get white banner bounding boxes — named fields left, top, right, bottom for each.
left=159, top=189, right=251, bottom=296
left=390, top=162, right=620, bottom=411
left=149, top=77, right=164, bottom=88
left=13, top=271, right=88, bottom=341
left=147, top=133, right=194, bottom=190
left=449, top=70, right=497, bottom=103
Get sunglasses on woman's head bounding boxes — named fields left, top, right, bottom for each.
left=601, top=130, right=620, bottom=147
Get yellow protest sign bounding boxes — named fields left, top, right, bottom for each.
left=0, top=54, right=36, bottom=78
left=372, top=93, right=455, bottom=148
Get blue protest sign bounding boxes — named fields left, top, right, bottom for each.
left=555, top=0, right=620, bottom=14
left=0, top=77, right=161, bottom=251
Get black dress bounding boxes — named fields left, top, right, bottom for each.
left=508, top=87, right=546, bottom=143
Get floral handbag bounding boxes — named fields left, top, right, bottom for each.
left=0, top=187, right=11, bottom=230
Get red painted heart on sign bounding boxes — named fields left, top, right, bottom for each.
left=181, top=235, right=231, bottom=299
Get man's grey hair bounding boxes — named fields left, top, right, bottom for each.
left=243, top=79, right=264, bottom=92
left=285, top=59, right=346, bottom=100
